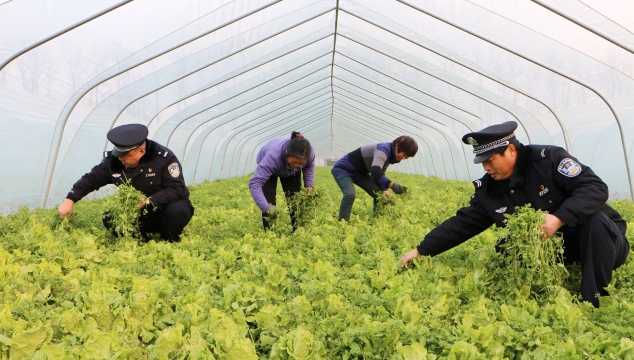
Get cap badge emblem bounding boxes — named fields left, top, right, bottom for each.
left=466, top=137, right=478, bottom=146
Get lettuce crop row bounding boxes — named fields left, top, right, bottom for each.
left=0, top=167, right=633, bottom=359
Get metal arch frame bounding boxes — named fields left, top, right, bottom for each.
left=339, top=7, right=567, bottom=150
left=104, top=9, right=335, bottom=150
left=530, top=0, right=634, bottom=55
left=337, top=33, right=536, bottom=145
left=232, top=114, right=328, bottom=176
left=234, top=116, right=332, bottom=180
left=213, top=95, right=333, bottom=178
left=41, top=0, right=284, bottom=207
left=337, top=94, right=432, bottom=176
left=331, top=109, right=428, bottom=175
left=332, top=99, right=433, bottom=175
left=0, top=0, right=133, bottom=72
left=333, top=63, right=474, bottom=177
left=166, top=57, right=334, bottom=148
left=233, top=105, right=424, bottom=178
left=221, top=105, right=333, bottom=179
left=221, top=103, right=334, bottom=178
left=207, top=58, right=444, bottom=181
left=330, top=0, right=341, bottom=152
left=150, top=35, right=335, bottom=134
left=398, top=0, right=634, bottom=198
left=242, top=125, right=423, bottom=178
left=190, top=89, right=332, bottom=180
left=333, top=90, right=443, bottom=177
left=207, top=89, right=333, bottom=174
left=332, top=80, right=460, bottom=179
left=185, top=78, right=333, bottom=179
left=333, top=127, right=418, bottom=174
left=335, top=52, right=481, bottom=128
left=332, top=98, right=434, bottom=175
left=189, top=84, right=333, bottom=181
left=227, top=112, right=333, bottom=180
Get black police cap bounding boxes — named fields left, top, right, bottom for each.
left=107, top=124, right=149, bottom=157
left=462, top=121, right=518, bottom=164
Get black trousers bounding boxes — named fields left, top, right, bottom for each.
left=560, top=211, right=629, bottom=307
left=261, top=172, right=302, bottom=231
left=103, top=199, right=194, bottom=242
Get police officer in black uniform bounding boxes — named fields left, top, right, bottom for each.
left=399, top=121, right=630, bottom=307
left=58, top=124, right=194, bottom=242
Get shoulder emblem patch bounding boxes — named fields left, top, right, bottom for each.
left=558, top=158, right=582, bottom=177
left=473, top=179, right=482, bottom=188
left=495, top=206, right=507, bottom=214
left=168, top=162, right=180, bottom=178
left=541, top=149, right=546, bottom=158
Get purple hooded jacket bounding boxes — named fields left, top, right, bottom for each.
left=249, top=137, right=315, bottom=212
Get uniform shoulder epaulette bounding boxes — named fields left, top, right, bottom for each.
left=103, top=151, right=110, bottom=158
left=528, top=145, right=552, bottom=161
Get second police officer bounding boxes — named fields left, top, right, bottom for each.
left=399, top=121, right=629, bottom=307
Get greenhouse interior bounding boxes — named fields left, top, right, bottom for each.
left=2, top=0, right=634, bottom=358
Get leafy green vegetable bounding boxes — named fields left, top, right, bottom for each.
left=496, top=205, right=568, bottom=295
left=0, top=168, right=632, bottom=358
left=103, top=178, right=149, bottom=239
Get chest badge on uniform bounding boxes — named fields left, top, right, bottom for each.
left=558, top=158, right=581, bottom=177
left=148, top=168, right=152, bottom=172
left=112, top=173, right=121, bottom=178
left=539, top=184, right=549, bottom=196
left=495, top=206, right=507, bottom=213
left=168, top=162, right=180, bottom=177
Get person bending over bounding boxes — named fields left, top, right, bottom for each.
left=399, top=121, right=629, bottom=307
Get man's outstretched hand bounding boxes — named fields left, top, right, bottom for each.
left=58, top=199, right=75, bottom=220
left=399, top=248, right=421, bottom=267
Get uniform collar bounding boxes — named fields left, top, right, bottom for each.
left=486, top=143, right=528, bottom=196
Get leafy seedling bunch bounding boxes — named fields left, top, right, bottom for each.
left=496, top=204, right=568, bottom=295
left=103, top=178, right=149, bottom=239
left=286, top=188, right=329, bottom=227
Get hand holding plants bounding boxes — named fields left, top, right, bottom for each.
left=541, top=213, right=564, bottom=238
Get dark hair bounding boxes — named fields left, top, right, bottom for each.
left=493, top=137, right=521, bottom=156
left=287, top=131, right=311, bottom=159
left=393, top=136, right=418, bottom=157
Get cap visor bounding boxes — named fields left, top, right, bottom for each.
left=473, top=149, right=497, bottom=164
left=112, top=148, right=130, bottom=157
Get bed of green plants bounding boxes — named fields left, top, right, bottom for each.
left=1, top=167, right=633, bottom=359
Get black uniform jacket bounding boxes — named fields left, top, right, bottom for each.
left=66, top=140, right=190, bottom=209
left=417, top=144, right=626, bottom=256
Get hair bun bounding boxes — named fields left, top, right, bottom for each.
left=291, top=131, right=304, bottom=139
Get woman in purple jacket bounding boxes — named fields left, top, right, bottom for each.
left=331, top=136, right=418, bottom=221
left=249, top=132, right=315, bottom=231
